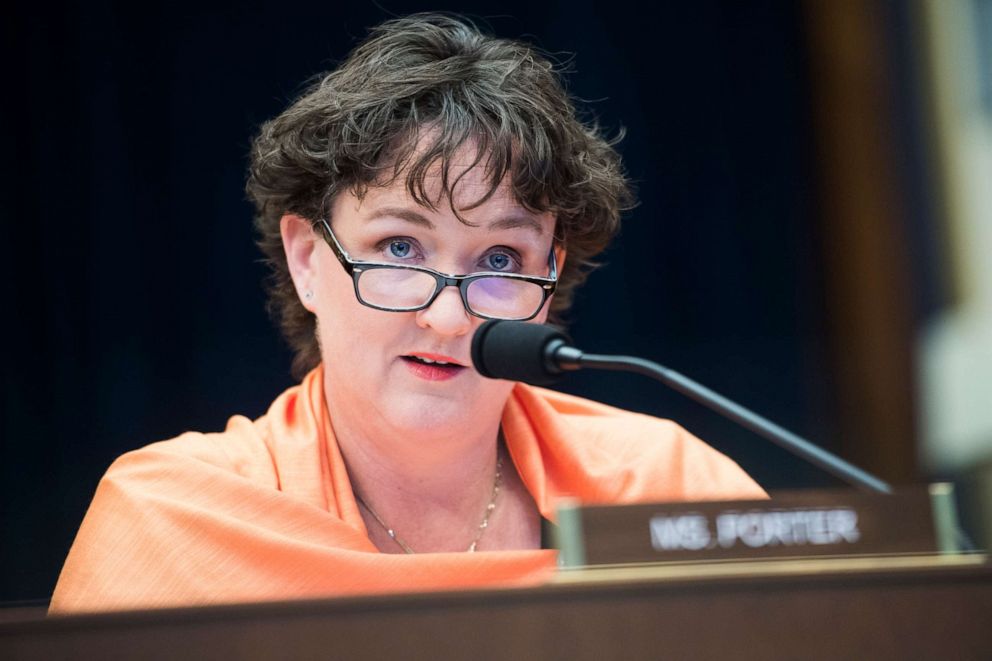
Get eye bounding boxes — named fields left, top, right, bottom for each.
left=482, top=250, right=520, bottom=272
left=378, top=238, right=421, bottom=261
left=389, top=240, right=412, bottom=258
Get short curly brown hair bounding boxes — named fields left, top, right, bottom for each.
left=247, top=13, right=634, bottom=379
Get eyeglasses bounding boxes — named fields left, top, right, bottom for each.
left=314, top=219, right=557, bottom=321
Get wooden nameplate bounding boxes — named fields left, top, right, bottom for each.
left=553, top=484, right=964, bottom=568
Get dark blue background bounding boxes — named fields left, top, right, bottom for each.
left=3, top=0, right=865, bottom=603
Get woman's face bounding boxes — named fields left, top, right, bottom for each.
left=292, top=161, right=558, bottom=441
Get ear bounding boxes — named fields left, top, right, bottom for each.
left=280, top=214, right=320, bottom=312
left=554, top=244, right=567, bottom=274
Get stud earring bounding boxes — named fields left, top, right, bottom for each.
left=304, top=290, right=314, bottom=301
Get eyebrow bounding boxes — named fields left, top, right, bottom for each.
left=365, top=206, right=546, bottom=236
left=488, top=213, right=546, bottom=236
left=366, top=207, right=435, bottom=229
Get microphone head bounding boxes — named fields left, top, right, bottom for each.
left=471, top=320, right=568, bottom=386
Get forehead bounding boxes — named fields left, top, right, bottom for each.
left=341, top=139, right=555, bottom=235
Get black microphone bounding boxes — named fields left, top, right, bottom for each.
left=471, top=320, right=893, bottom=494
left=471, top=320, right=581, bottom=385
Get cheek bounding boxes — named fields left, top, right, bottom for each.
left=312, top=267, right=374, bottom=353
left=533, top=295, right=554, bottom=324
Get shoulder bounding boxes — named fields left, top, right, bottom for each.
left=508, top=384, right=766, bottom=503
left=50, top=380, right=336, bottom=613
left=99, top=373, right=333, bottom=507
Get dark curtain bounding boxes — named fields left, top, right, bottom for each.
left=3, top=0, right=838, bottom=602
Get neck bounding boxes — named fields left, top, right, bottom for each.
left=325, top=384, right=505, bottom=552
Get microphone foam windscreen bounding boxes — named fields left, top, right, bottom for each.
left=471, top=320, right=566, bottom=385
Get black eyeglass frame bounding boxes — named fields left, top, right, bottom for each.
left=314, top=219, right=558, bottom=321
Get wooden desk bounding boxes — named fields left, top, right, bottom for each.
left=3, top=555, right=990, bottom=660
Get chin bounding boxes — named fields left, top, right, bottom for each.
left=386, top=393, right=480, bottom=432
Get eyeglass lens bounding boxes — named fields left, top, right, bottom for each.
left=465, top=278, right=545, bottom=319
left=356, top=269, right=545, bottom=319
left=357, top=269, right=436, bottom=309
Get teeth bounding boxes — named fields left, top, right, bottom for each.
left=410, top=356, right=453, bottom=366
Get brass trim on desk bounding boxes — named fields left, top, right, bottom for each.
left=552, top=552, right=988, bottom=586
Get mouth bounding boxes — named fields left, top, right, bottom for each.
left=401, top=353, right=467, bottom=381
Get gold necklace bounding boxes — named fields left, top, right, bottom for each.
left=355, top=453, right=503, bottom=554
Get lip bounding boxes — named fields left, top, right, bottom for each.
left=406, top=352, right=465, bottom=366
left=401, top=352, right=468, bottom=382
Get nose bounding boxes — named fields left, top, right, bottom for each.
left=415, top=285, right=473, bottom=337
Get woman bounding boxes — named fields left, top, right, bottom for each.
left=50, top=13, right=764, bottom=613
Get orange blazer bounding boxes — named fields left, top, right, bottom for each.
left=51, top=367, right=765, bottom=613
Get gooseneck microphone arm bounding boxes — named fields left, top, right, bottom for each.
left=472, top=321, right=893, bottom=495
left=551, top=342, right=892, bottom=494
